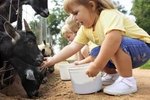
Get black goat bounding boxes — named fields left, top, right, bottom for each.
left=0, top=20, right=44, bottom=98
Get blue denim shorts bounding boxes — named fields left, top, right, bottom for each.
left=90, top=46, right=100, bottom=58
left=90, top=46, right=115, bottom=67
left=90, top=37, right=150, bottom=68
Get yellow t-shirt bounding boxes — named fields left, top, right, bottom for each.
left=87, top=41, right=98, bottom=52
left=74, top=9, right=150, bottom=45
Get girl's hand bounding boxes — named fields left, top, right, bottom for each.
left=74, top=61, right=82, bottom=65
left=86, top=62, right=101, bottom=77
left=41, top=57, right=54, bottom=68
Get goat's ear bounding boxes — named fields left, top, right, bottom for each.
left=41, top=49, right=45, bottom=55
left=4, top=21, right=20, bottom=44
left=26, top=69, right=36, bottom=81
left=24, top=19, right=31, bottom=32
left=43, top=40, right=46, bottom=45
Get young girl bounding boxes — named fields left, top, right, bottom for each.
left=42, top=0, right=150, bottom=95
left=61, top=15, right=98, bottom=61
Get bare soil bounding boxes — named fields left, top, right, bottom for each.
left=0, top=62, right=150, bottom=100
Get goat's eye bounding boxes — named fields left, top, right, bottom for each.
left=27, top=41, right=34, bottom=47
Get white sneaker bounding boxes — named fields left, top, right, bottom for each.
left=103, top=76, right=137, bottom=95
left=101, top=73, right=119, bottom=85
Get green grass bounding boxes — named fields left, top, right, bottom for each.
left=140, top=60, right=150, bottom=69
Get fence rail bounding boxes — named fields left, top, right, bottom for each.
left=0, top=61, right=15, bottom=90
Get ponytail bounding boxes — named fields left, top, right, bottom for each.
left=97, top=0, right=115, bottom=12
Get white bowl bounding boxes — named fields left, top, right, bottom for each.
left=59, top=63, right=74, bottom=80
left=68, top=63, right=102, bottom=94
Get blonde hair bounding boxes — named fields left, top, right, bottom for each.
left=61, top=15, right=80, bottom=36
left=65, top=15, right=80, bottom=33
left=61, top=24, right=72, bottom=36
left=64, top=0, right=115, bottom=14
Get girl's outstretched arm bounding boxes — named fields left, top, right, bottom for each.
left=42, top=41, right=84, bottom=68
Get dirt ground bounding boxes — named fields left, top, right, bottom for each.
left=0, top=62, right=150, bottom=100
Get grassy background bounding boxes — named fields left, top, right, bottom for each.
left=140, top=60, right=150, bottom=69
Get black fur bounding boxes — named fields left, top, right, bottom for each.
left=0, top=0, right=49, bottom=30
left=0, top=22, right=44, bottom=98
left=0, top=22, right=43, bottom=66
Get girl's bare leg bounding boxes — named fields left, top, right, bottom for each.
left=111, top=48, right=132, bottom=77
left=103, top=67, right=117, bottom=74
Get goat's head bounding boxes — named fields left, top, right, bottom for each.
left=3, top=20, right=43, bottom=66
left=22, top=0, right=49, bottom=17
left=38, top=40, right=53, bottom=57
